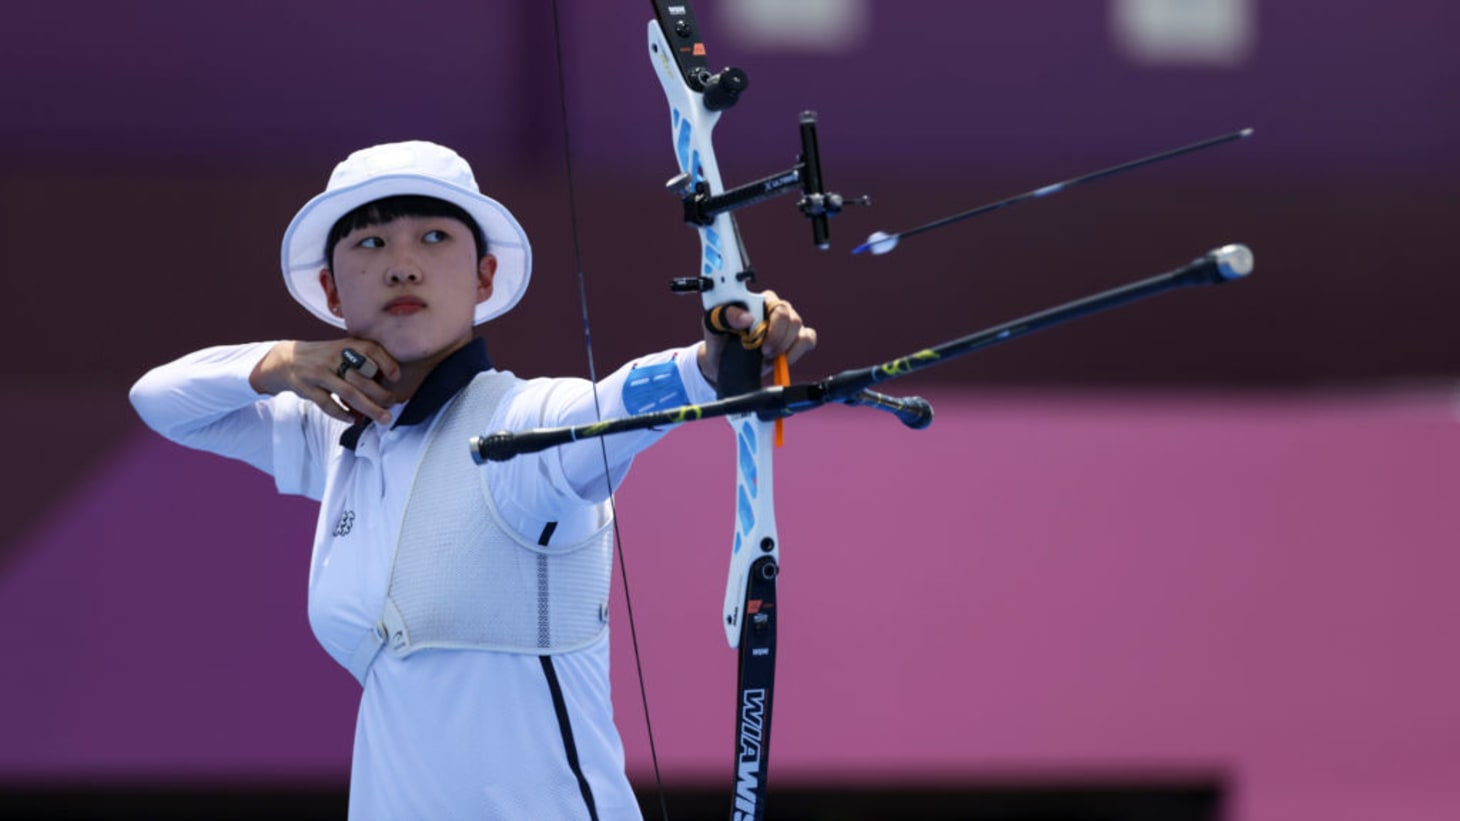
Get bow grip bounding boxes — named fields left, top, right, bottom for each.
left=705, top=296, right=767, bottom=399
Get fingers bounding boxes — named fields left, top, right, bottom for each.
left=303, top=386, right=359, bottom=424
left=702, top=291, right=818, bottom=386
left=331, top=344, right=400, bottom=424
left=336, top=367, right=396, bottom=425
left=779, top=323, right=818, bottom=367
left=338, top=347, right=380, bottom=380
left=755, top=290, right=816, bottom=366
left=713, top=303, right=757, bottom=332
left=269, top=339, right=402, bottom=425
left=340, top=342, right=401, bottom=384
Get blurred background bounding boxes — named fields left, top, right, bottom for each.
left=2, top=1, right=1456, bottom=819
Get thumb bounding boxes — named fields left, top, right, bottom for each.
left=718, top=303, right=756, bottom=331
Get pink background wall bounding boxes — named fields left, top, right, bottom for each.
left=5, top=389, right=1457, bottom=820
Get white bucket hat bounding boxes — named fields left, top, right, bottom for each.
left=280, top=140, right=532, bottom=328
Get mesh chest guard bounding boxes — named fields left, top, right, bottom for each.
left=348, top=372, right=613, bottom=683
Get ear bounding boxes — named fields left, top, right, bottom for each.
left=318, top=268, right=343, bottom=317
left=475, top=254, right=497, bottom=304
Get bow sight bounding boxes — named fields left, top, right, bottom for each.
left=663, top=110, right=867, bottom=264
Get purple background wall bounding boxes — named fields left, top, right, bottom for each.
left=2, top=1, right=1457, bottom=819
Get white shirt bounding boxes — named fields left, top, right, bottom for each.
left=130, top=338, right=715, bottom=820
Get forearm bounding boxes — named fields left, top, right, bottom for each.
left=557, top=343, right=714, bottom=501
left=129, top=342, right=299, bottom=477
left=490, top=344, right=714, bottom=516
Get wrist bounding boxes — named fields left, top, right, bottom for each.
left=248, top=341, right=290, bottom=395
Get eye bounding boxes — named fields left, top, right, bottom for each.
left=356, top=236, right=384, bottom=249
left=422, top=229, right=449, bottom=244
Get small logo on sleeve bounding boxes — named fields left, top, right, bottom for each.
left=333, top=510, right=356, bottom=537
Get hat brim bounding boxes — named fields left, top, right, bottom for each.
left=280, top=173, right=532, bottom=329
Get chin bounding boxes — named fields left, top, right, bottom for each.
left=385, top=342, right=445, bottom=364
left=384, top=331, right=473, bottom=365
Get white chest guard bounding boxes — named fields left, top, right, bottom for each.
left=347, top=372, right=613, bottom=683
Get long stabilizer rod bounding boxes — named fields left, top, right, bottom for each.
left=472, top=244, right=1253, bottom=463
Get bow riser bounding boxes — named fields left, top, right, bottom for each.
left=648, top=19, right=781, bottom=652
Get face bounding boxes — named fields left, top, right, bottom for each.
left=319, top=214, right=496, bottom=365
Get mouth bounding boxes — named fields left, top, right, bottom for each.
left=383, top=296, right=426, bottom=316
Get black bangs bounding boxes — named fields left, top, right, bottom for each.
left=324, top=195, right=489, bottom=268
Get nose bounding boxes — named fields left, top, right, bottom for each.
left=385, top=249, right=423, bottom=284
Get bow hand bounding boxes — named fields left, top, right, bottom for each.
left=699, top=290, right=817, bottom=394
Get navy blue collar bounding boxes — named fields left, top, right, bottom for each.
left=339, top=337, right=493, bottom=451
